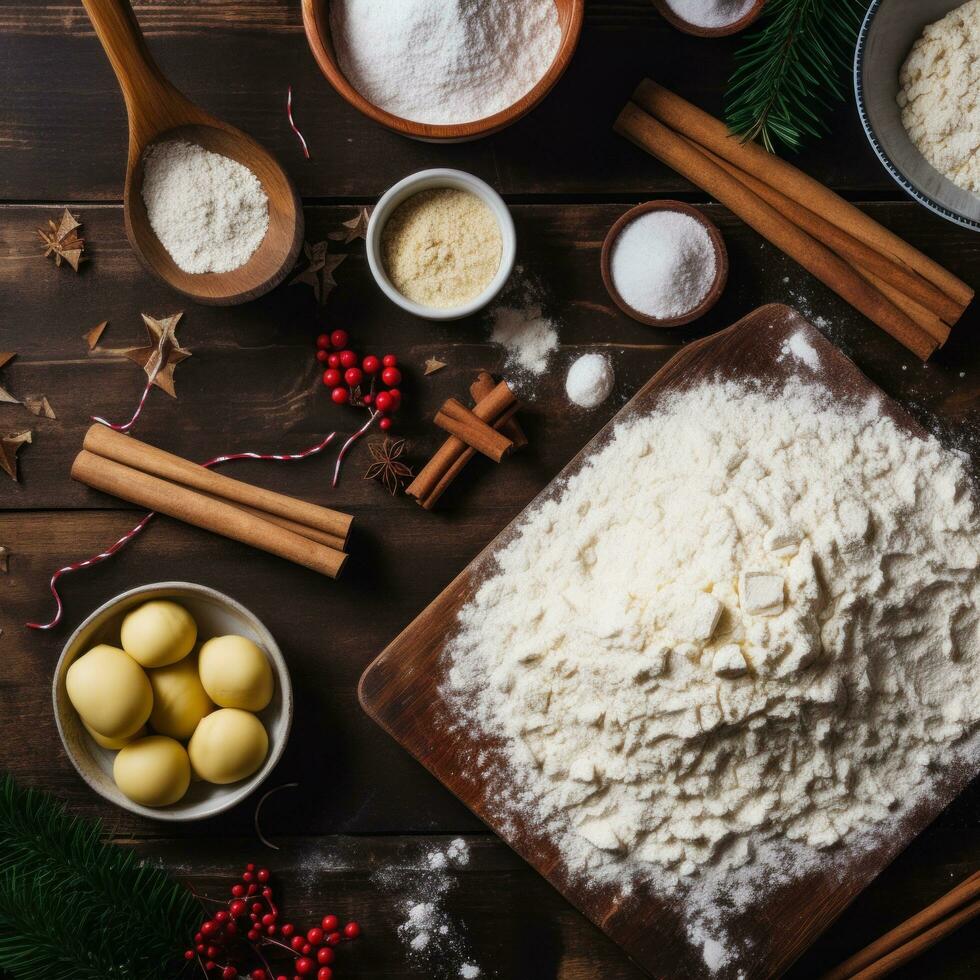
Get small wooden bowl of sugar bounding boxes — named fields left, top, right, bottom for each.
left=652, top=0, right=767, bottom=37
left=601, top=201, right=728, bottom=328
left=301, top=0, right=585, bottom=141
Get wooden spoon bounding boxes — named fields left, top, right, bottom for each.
left=81, top=0, right=303, bottom=305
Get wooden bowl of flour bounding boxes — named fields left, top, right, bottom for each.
left=301, top=0, right=585, bottom=142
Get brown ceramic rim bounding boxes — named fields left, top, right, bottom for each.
left=301, top=0, right=585, bottom=142
left=600, top=200, right=729, bottom=328
left=651, top=0, right=766, bottom=38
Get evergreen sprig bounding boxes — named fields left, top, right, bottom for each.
left=725, top=0, right=866, bottom=153
left=0, top=774, right=201, bottom=980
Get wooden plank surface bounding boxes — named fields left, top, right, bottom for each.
left=0, top=0, right=890, bottom=200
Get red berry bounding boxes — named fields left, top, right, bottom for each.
left=339, top=350, right=357, bottom=369
left=381, top=366, right=401, bottom=387
left=197, top=945, right=207, bottom=955
left=306, top=927, right=324, bottom=946
left=295, top=958, right=315, bottom=976
left=185, top=951, right=195, bottom=961
left=257, top=868, right=270, bottom=883
left=277, top=976, right=289, bottom=980
left=344, top=367, right=363, bottom=387
left=223, top=967, right=237, bottom=980
left=326, top=932, right=342, bottom=947
left=315, top=335, right=329, bottom=350
left=251, top=972, right=267, bottom=980
left=290, top=936, right=306, bottom=952
left=247, top=928, right=260, bottom=941
left=382, top=354, right=397, bottom=367
left=246, top=863, right=256, bottom=872
left=361, top=355, right=380, bottom=375
left=267, top=925, right=278, bottom=936
left=230, top=900, right=247, bottom=917
left=378, top=417, right=393, bottom=431
left=318, top=969, right=333, bottom=980
left=331, top=386, right=349, bottom=405
left=322, top=368, right=341, bottom=387
left=252, top=903, right=264, bottom=915
left=374, top=391, right=392, bottom=413
left=215, top=911, right=230, bottom=924
left=196, top=933, right=204, bottom=944
left=205, top=962, right=216, bottom=972
left=247, top=884, right=259, bottom=896
left=262, top=914, right=276, bottom=927
left=343, top=921, right=361, bottom=939
left=327, top=353, right=340, bottom=368
left=261, top=887, right=273, bottom=898
left=316, top=349, right=329, bottom=364
left=201, top=921, right=219, bottom=937
left=387, top=387, right=401, bottom=404
left=321, top=915, right=338, bottom=933
left=243, top=871, right=254, bottom=883
left=362, top=393, right=373, bottom=406
left=302, top=944, right=313, bottom=955
left=208, top=946, right=221, bottom=959
left=330, top=330, right=348, bottom=350
left=231, top=885, right=245, bottom=898
left=280, top=924, right=296, bottom=938
left=224, top=922, right=238, bottom=938
left=316, top=948, right=335, bottom=965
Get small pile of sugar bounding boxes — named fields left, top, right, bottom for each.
left=382, top=188, right=502, bottom=309
left=664, top=0, right=757, bottom=29
left=610, top=209, right=717, bottom=320
left=565, top=353, right=615, bottom=408
left=141, top=140, right=269, bottom=274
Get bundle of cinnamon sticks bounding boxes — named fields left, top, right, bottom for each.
left=72, top=425, right=352, bottom=578
left=615, top=81, right=973, bottom=360
left=407, top=373, right=526, bottom=510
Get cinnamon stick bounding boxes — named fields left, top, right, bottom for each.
left=201, top=495, right=348, bottom=552
left=614, top=101, right=938, bottom=361
left=83, top=424, right=352, bottom=547
left=434, top=398, right=514, bottom=462
left=407, top=379, right=518, bottom=509
left=471, top=371, right=527, bottom=449
left=632, top=79, right=973, bottom=317
left=71, top=450, right=346, bottom=579
left=822, top=870, right=980, bottom=980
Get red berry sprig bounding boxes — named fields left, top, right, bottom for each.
left=314, top=330, right=403, bottom=434
left=184, top=863, right=361, bottom=979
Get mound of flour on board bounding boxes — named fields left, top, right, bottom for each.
left=442, top=376, right=980, bottom=960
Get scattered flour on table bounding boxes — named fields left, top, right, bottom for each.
left=373, top=838, right=482, bottom=977
left=329, top=0, right=561, bottom=126
left=897, top=0, right=980, bottom=195
left=442, top=374, right=980, bottom=971
left=664, top=0, right=757, bottom=29
left=777, top=331, right=820, bottom=371
left=141, top=140, right=269, bottom=274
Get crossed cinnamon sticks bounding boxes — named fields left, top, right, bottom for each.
left=615, top=81, right=974, bottom=360
left=407, top=372, right=526, bottom=510
left=72, top=425, right=351, bottom=578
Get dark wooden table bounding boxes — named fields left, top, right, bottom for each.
left=1, top=2, right=978, bottom=977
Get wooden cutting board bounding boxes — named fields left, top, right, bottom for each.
left=359, top=304, right=978, bottom=978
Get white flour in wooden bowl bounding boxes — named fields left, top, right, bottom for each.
left=442, top=374, right=980, bottom=966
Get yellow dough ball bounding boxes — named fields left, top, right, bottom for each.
left=198, top=635, right=274, bottom=711
left=66, top=644, right=152, bottom=740
left=120, top=600, right=197, bottom=668
left=188, top=709, right=268, bottom=785
left=83, top=721, right=146, bottom=750
left=148, top=655, right=214, bottom=740
left=113, top=735, right=191, bottom=807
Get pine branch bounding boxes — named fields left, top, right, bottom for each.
left=725, top=0, right=865, bottom=153
left=0, top=775, right=201, bottom=979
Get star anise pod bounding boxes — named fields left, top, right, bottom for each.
left=38, top=209, right=85, bottom=271
left=364, top=437, right=413, bottom=495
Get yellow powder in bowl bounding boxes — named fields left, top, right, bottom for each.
left=381, top=188, right=502, bottom=309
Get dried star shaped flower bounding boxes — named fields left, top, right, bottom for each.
left=0, top=430, right=31, bottom=481
left=0, top=353, right=17, bottom=405
left=364, top=437, right=413, bottom=495
left=38, top=209, right=85, bottom=271
left=23, top=396, right=56, bottom=419
left=424, top=357, right=447, bottom=376
left=289, top=240, right=347, bottom=305
left=123, top=312, right=190, bottom=398
left=83, top=321, right=108, bottom=350
left=329, top=207, right=371, bottom=244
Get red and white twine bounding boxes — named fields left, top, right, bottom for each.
left=286, top=86, right=311, bottom=160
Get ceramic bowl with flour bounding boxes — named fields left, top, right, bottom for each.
left=366, top=169, right=516, bottom=321
left=856, top=0, right=980, bottom=231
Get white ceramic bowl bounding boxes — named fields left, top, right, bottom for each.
left=855, top=0, right=980, bottom=231
left=366, top=168, right=517, bottom=321
left=53, top=582, right=292, bottom=822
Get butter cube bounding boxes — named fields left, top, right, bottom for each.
left=712, top=644, right=748, bottom=679
left=740, top=571, right=785, bottom=616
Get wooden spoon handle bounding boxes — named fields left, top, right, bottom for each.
left=80, top=0, right=187, bottom=153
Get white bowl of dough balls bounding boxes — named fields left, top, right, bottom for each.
left=53, top=582, right=292, bottom=821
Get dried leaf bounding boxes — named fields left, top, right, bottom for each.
left=0, top=430, right=31, bottom=481
left=23, top=396, right=56, bottom=419
left=0, top=386, right=18, bottom=406
left=83, top=321, right=108, bottom=350
left=38, top=209, right=85, bottom=271
left=364, top=437, right=413, bottom=495
left=122, top=312, right=190, bottom=398
left=288, top=240, right=347, bottom=305
left=328, top=207, right=371, bottom=244
left=424, top=358, right=447, bottom=376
